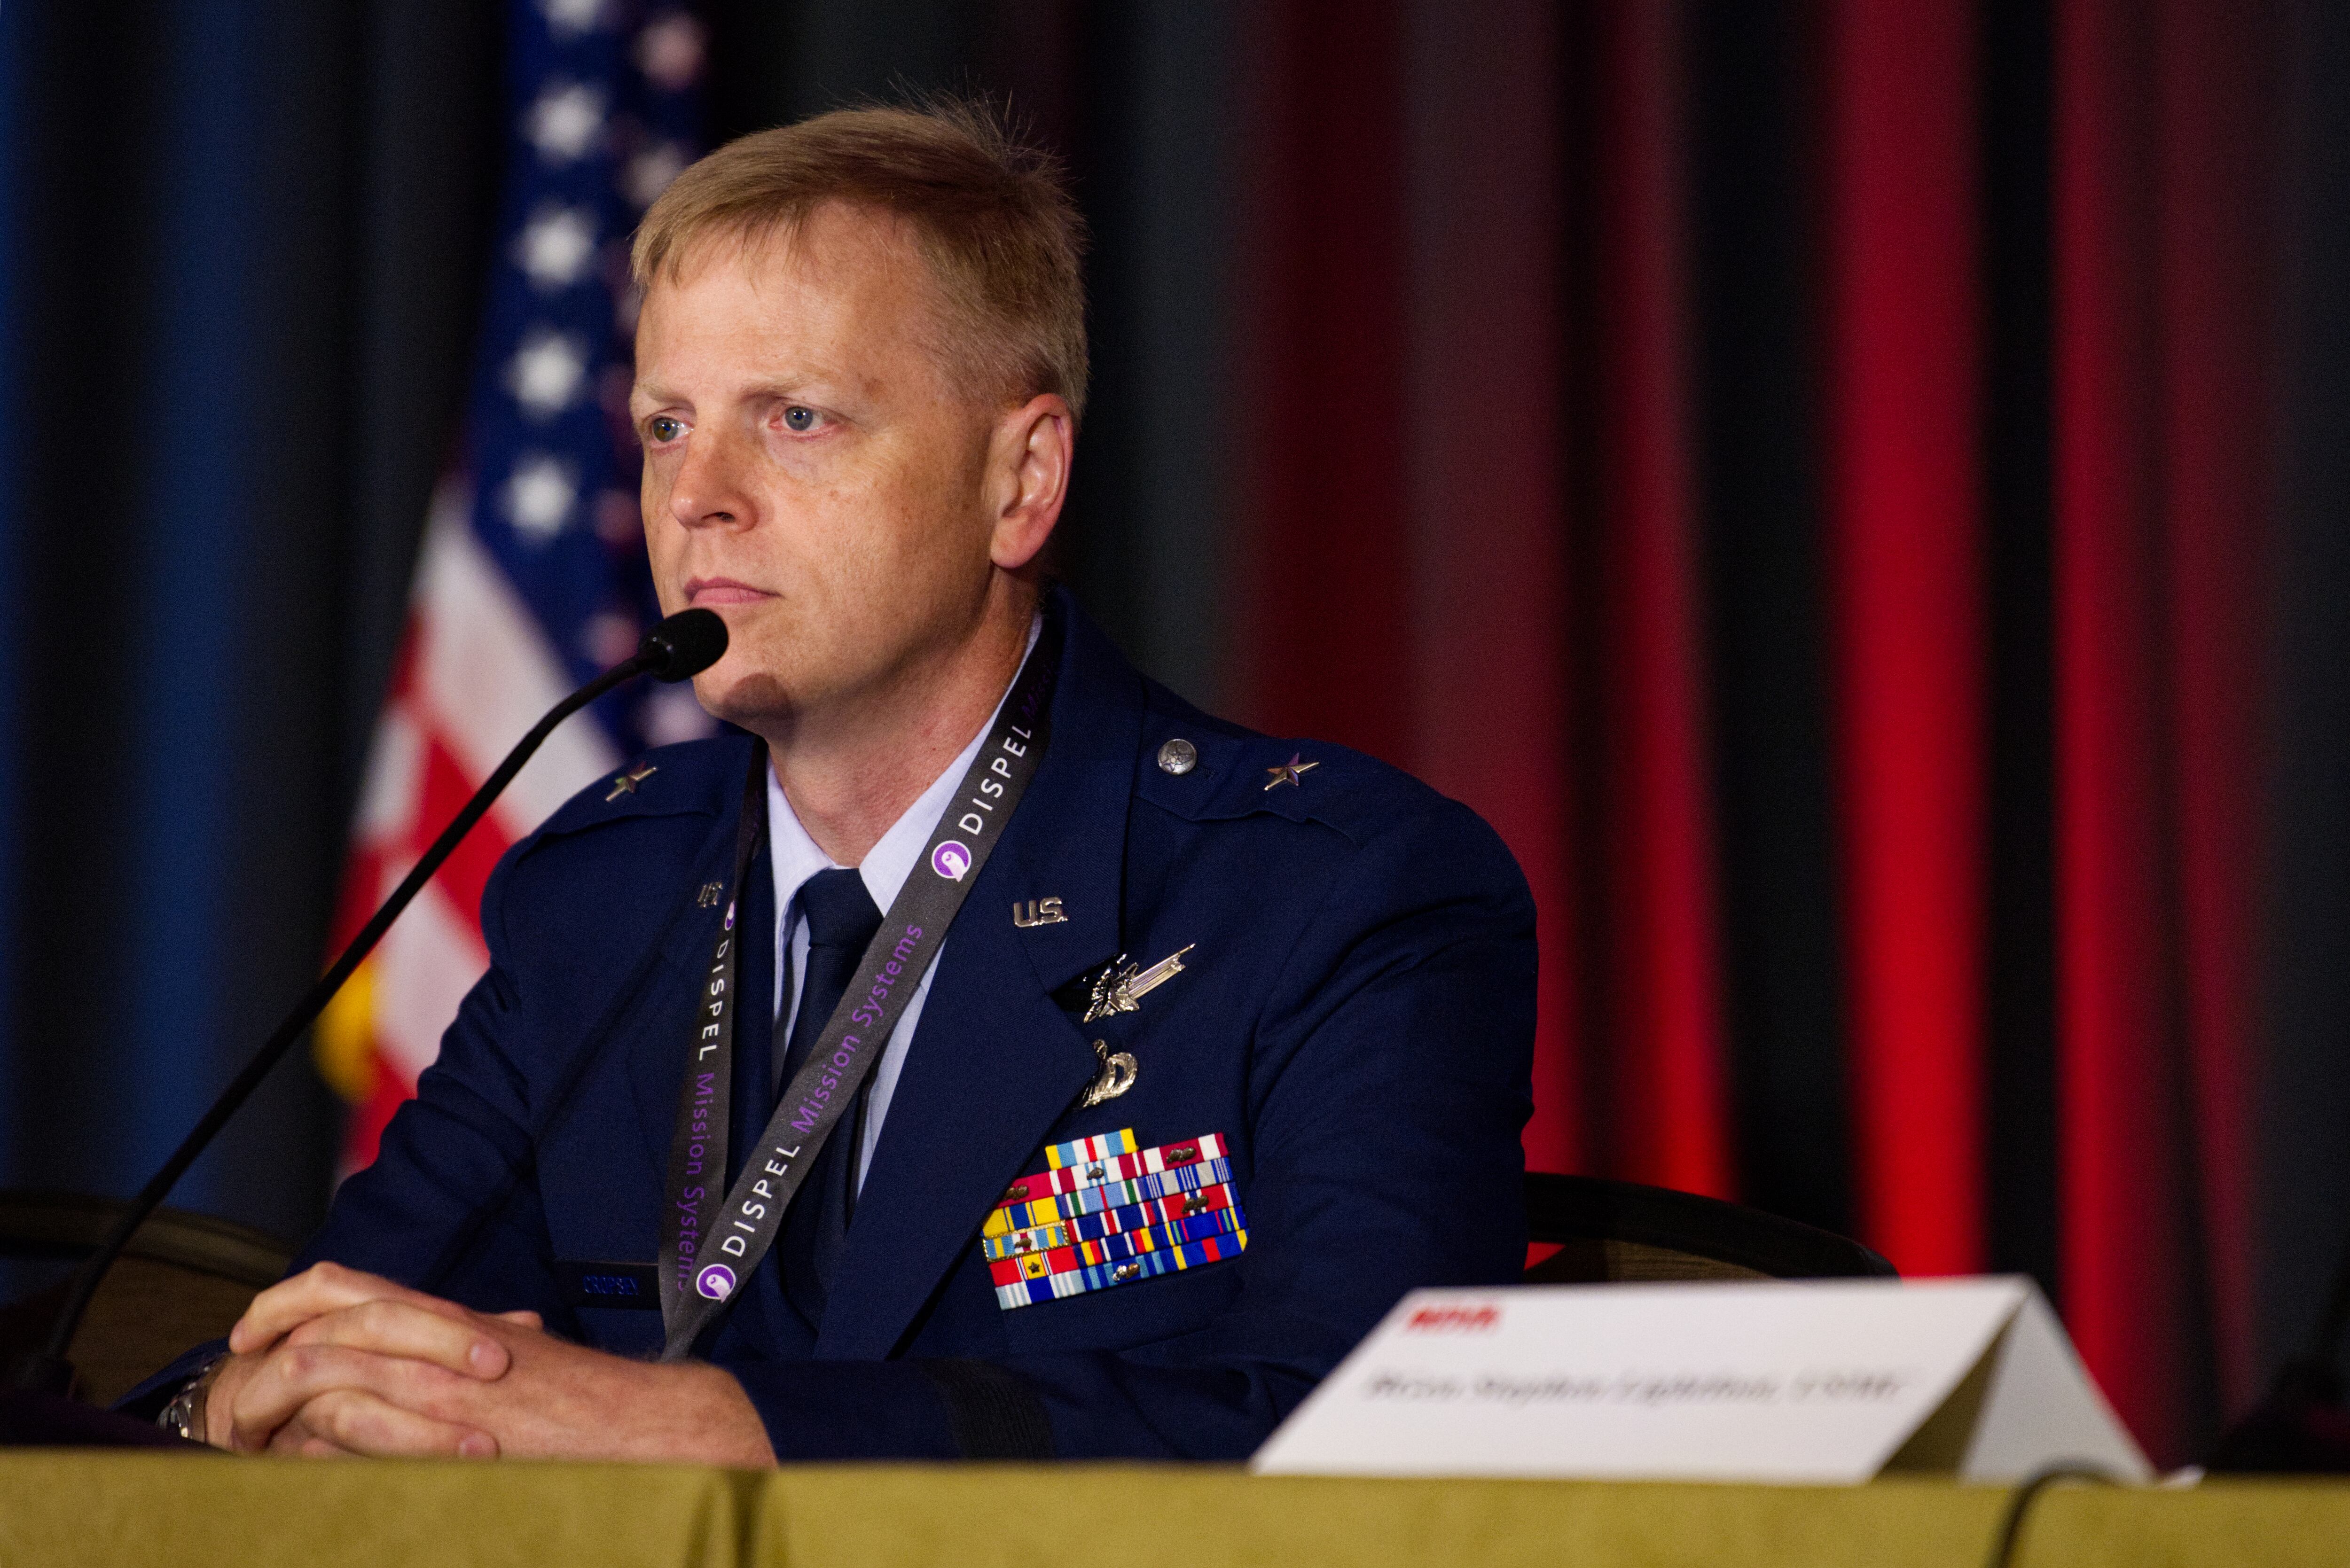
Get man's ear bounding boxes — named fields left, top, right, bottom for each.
left=989, top=394, right=1073, bottom=572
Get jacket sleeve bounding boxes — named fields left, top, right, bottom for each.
left=727, top=795, right=1538, bottom=1460
left=285, top=849, right=574, bottom=1333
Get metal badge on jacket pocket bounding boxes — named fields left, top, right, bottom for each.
left=982, top=1129, right=1247, bottom=1310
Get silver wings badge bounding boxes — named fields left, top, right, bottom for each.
left=1081, top=944, right=1196, bottom=1025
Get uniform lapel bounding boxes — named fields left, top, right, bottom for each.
left=815, top=596, right=1142, bottom=1358
left=620, top=741, right=768, bottom=1178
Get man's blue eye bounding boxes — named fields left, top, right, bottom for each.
left=783, top=406, right=817, bottom=433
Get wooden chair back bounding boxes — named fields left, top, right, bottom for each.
left=0, top=1191, right=291, bottom=1404
left=1523, top=1172, right=1896, bottom=1284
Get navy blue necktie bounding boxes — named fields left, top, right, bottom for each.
left=775, top=866, right=883, bottom=1329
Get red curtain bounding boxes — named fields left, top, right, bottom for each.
left=1577, top=0, right=1732, bottom=1199
left=1819, top=0, right=1988, bottom=1280
left=2054, top=0, right=2277, bottom=1456
left=1224, top=0, right=2293, bottom=1465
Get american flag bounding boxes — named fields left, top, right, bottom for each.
left=318, top=0, right=712, bottom=1170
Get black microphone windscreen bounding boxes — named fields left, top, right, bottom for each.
left=638, top=608, right=729, bottom=682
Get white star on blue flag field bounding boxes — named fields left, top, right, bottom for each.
left=466, top=0, right=712, bottom=751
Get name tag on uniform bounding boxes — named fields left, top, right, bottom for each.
left=983, top=1129, right=1247, bottom=1310
left=555, top=1260, right=661, bottom=1311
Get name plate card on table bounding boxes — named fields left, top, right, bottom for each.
left=1252, top=1278, right=2150, bottom=1484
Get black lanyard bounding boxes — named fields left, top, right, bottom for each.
left=657, top=618, right=1061, bottom=1357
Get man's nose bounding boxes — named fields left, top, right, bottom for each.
left=668, top=429, right=753, bottom=531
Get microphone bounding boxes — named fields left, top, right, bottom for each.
left=636, top=605, right=729, bottom=682
left=8, top=607, right=727, bottom=1397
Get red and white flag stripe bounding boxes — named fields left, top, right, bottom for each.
left=320, top=484, right=619, bottom=1171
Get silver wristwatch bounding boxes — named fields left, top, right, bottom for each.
left=157, top=1356, right=226, bottom=1443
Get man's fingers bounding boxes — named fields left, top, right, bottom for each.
left=226, top=1343, right=475, bottom=1452
left=278, top=1387, right=500, bottom=1460
left=199, top=1352, right=263, bottom=1447
left=229, top=1261, right=470, bottom=1355
left=494, top=1310, right=544, bottom=1329
left=283, top=1298, right=512, bottom=1380
left=265, top=1412, right=352, bottom=1458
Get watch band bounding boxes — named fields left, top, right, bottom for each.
left=157, top=1355, right=226, bottom=1444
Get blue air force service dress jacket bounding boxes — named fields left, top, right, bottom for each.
left=274, top=588, right=1535, bottom=1459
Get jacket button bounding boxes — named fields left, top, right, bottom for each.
left=1156, top=738, right=1198, bottom=775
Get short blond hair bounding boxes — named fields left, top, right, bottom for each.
left=632, top=99, right=1089, bottom=422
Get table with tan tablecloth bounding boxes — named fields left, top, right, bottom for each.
left=3, top=1453, right=2344, bottom=1567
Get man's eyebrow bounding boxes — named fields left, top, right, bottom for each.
left=741, top=373, right=844, bottom=399
left=631, top=374, right=841, bottom=402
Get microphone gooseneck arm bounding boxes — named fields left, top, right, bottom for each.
left=10, top=608, right=727, bottom=1395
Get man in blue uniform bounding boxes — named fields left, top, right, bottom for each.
left=167, top=101, right=1535, bottom=1463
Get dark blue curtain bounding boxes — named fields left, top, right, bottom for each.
left=0, top=2, right=499, bottom=1249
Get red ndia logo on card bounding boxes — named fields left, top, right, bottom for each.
left=1404, top=1303, right=1499, bottom=1333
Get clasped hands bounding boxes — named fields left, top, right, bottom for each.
left=200, top=1261, right=775, bottom=1466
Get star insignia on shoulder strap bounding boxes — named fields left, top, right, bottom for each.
left=1263, top=753, right=1319, bottom=791
left=605, top=762, right=657, bottom=801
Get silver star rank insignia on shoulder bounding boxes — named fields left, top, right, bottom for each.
left=1082, top=944, right=1196, bottom=1024
left=605, top=762, right=657, bottom=801
left=1263, top=753, right=1319, bottom=790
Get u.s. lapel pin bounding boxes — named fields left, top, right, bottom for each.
left=1013, top=896, right=1067, bottom=928
left=606, top=762, right=658, bottom=801
left=1082, top=944, right=1195, bottom=1024
left=1263, top=753, right=1319, bottom=791
left=695, top=881, right=723, bottom=908
left=1078, top=1038, right=1138, bottom=1108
